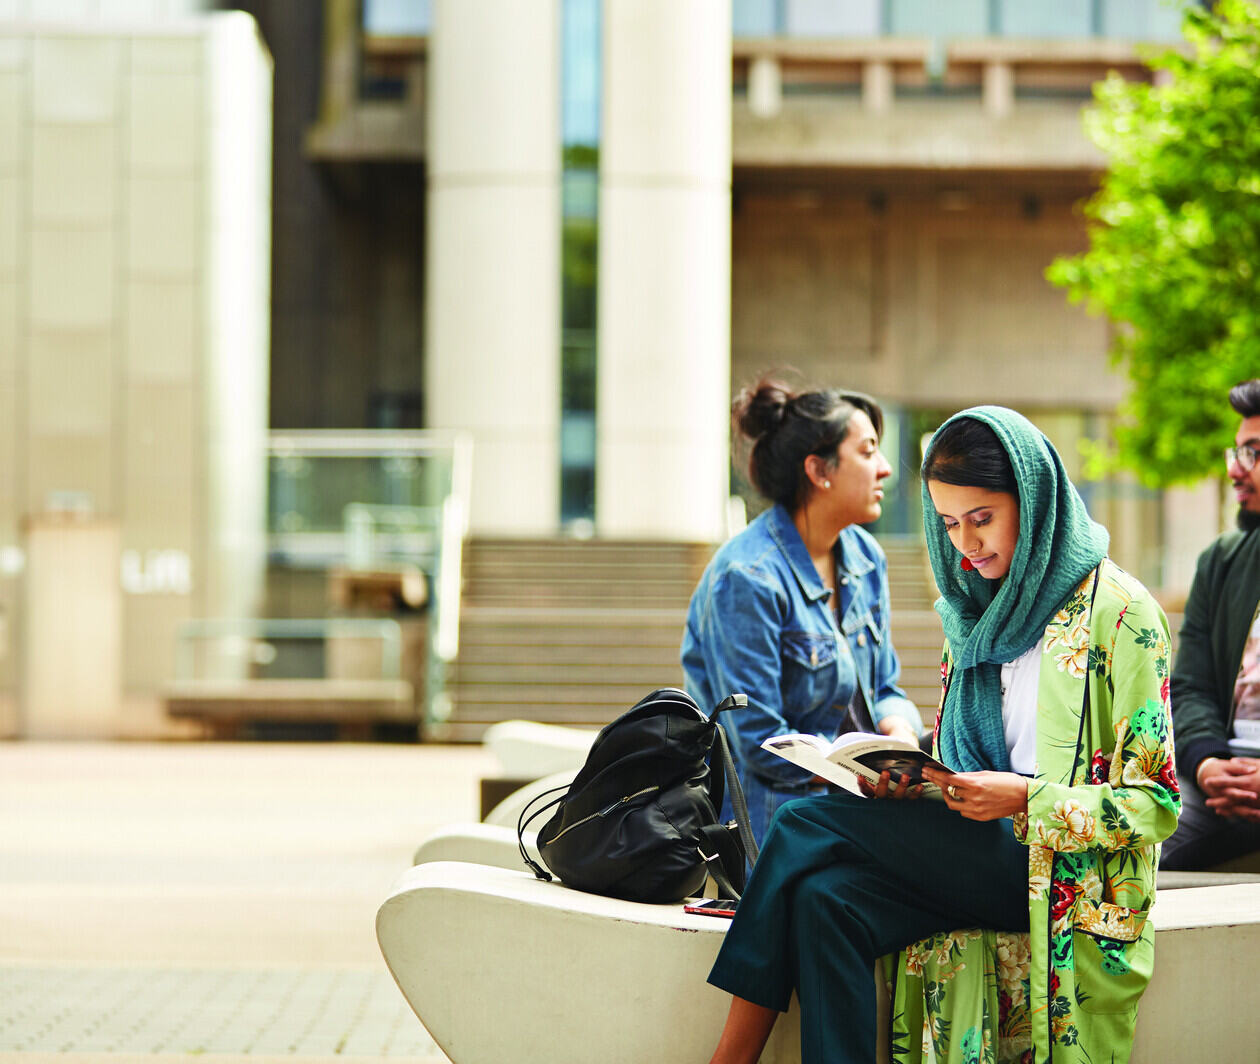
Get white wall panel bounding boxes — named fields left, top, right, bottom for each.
left=0, top=71, right=27, bottom=172
left=128, top=71, right=200, bottom=174
left=122, top=380, right=194, bottom=540
left=29, top=225, right=114, bottom=328
left=0, top=380, right=20, bottom=525
left=0, top=279, right=18, bottom=375
left=130, top=35, right=202, bottom=74
left=31, top=124, right=117, bottom=223
left=26, top=433, right=114, bottom=512
left=27, top=329, right=114, bottom=436
left=126, top=176, right=197, bottom=275
left=0, top=176, right=21, bottom=272
left=126, top=277, right=195, bottom=379
left=32, top=36, right=120, bottom=123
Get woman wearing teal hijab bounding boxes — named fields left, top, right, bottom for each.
left=703, top=407, right=1179, bottom=1064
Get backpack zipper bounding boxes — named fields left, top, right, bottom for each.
left=548, top=785, right=660, bottom=844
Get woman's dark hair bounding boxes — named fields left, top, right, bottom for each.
left=1229, top=379, right=1260, bottom=419
left=732, top=377, right=883, bottom=511
left=920, top=416, right=1018, bottom=495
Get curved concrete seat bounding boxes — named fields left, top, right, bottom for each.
left=483, top=720, right=597, bottom=778
left=482, top=770, right=577, bottom=829
left=377, top=863, right=1260, bottom=1064
left=412, top=823, right=538, bottom=871
left=1130, top=882, right=1260, bottom=1059
left=1155, top=869, right=1260, bottom=890
left=376, top=862, right=805, bottom=1064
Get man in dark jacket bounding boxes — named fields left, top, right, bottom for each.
left=1161, top=379, right=1260, bottom=869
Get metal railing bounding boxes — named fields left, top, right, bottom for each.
left=264, top=429, right=472, bottom=725
left=173, top=617, right=405, bottom=683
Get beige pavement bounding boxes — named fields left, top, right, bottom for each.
left=0, top=741, right=501, bottom=1062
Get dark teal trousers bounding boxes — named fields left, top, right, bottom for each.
left=707, top=792, right=1027, bottom=1064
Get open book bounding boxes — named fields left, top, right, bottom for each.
left=761, top=731, right=949, bottom=799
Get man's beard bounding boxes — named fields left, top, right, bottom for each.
left=1238, top=506, right=1260, bottom=533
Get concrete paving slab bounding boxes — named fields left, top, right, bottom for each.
left=0, top=741, right=501, bottom=1062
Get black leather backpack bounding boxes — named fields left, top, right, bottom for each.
left=518, top=688, right=759, bottom=904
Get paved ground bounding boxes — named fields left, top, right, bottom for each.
left=0, top=741, right=501, bottom=1063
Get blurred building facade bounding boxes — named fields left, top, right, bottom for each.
left=230, top=0, right=1215, bottom=588
left=0, top=2, right=271, bottom=736
left=0, top=1, right=1220, bottom=738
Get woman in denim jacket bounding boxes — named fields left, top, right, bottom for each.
left=681, top=379, right=923, bottom=844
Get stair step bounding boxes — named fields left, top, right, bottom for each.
left=439, top=536, right=944, bottom=741
left=451, top=662, right=684, bottom=685
left=465, top=591, right=693, bottom=609
left=455, top=645, right=683, bottom=666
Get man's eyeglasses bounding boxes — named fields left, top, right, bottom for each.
left=1226, top=443, right=1259, bottom=472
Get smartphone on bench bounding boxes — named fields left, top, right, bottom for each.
left=684, top=898, right=738, bottom=918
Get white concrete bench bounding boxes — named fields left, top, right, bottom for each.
left=411, top=772, right=575, bottom=872
left=481, top=770, right=577, bottom=829
left=412, top=823, right=539, bottom=871
left=483, top=720, right=597, bottom=779
left=377, top=862, right=1260, bottom=1064
left=377, top=861, right=806, bottom=1064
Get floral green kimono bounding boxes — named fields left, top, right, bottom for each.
left=886, top=561, right=1181, bottom=1064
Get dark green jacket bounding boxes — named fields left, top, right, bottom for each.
left=1170, top=525, right=1260, bottom=779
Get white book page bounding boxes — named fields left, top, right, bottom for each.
left=761, top=732, right=947, bottom=800
left=759, top=735, right=865, bottom=795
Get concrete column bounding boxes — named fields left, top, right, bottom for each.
left=596, top=0, right=731, bottom=541
left=425, top=0, right=561, bottom=534
left=862, top=60, right=893, bottom=113
left=983, top=61, right=1014, bottom=118
left=748, top=55, right=781, bottom=118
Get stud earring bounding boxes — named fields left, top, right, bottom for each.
left=823, top=480, right=831, bottom=488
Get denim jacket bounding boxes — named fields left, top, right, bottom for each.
left=682, top=504, right=921, bottom=792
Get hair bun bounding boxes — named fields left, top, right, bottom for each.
left=734, top=378, right=794, bottom=440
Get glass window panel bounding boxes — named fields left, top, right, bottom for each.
left=561, top=220, right=598, bottom=331
left=1102, top=0, right=1188, bottom=40
left=734, top=0, right=778, bottom=36
left=562, top=169, right=598, bottom=222
left=999, top=0, right=1092, bottom=36
left=362, top=0, right=431, bottom=36
left=560, top=0, right=600, bottom=523
left=269, top=454, right=447, bottom=537
left=560, top=411, right=596, bottom=468
left=889, top=0, right=989, bottom=36
left=786, top=0, right=880, bottom=35
left=562, top=0, right=601, bottom=147
left=561, top=334, right=597, bottom=412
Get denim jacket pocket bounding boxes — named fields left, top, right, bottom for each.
left=782, top=631, right=837, bottom=671
left=839, top=607, right=883, bottom=648
left=780, top=631, right=842, bottom=729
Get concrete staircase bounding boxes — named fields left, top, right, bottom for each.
left=428, top=535, right=944, bottom=742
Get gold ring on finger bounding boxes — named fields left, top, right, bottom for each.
left=948, top=785, right=961, bottom=800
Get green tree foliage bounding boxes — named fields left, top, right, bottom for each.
left=1048, top=0, right=1260, bottom=487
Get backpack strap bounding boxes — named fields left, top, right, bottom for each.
left=517, top=784, right=570, bottom=882
left=711, top=708, right=760, bottom=867
left=707, top=693, right=745, bottom=816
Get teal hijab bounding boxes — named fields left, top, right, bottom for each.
left=922, top=407, right=1109, bottom=774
